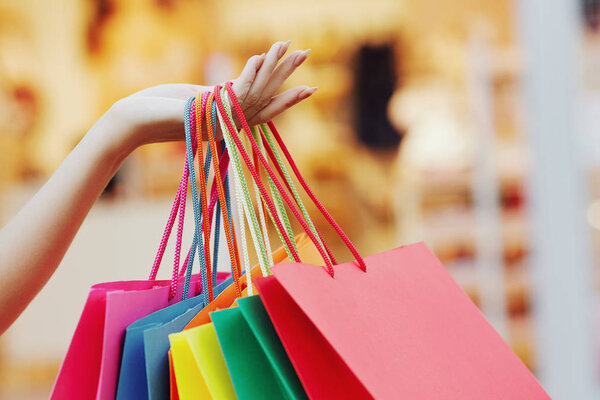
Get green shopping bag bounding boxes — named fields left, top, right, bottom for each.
left=210, top=295, right=307, bottom=400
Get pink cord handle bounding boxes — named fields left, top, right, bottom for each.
left=224, top=81, right=367, bottom=274
left=216, top=84, right=337, bottom=275
left=148, top=112, right=198, bottom=281
left=257, top=125, right=337, bottom=265
left=265, top=120, right=367, bottom=272
left=213, top=85, right=303, bottom=266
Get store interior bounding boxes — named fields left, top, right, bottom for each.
left=1, top=0, right=600, bottom=398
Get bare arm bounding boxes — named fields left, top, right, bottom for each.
left=0, top=41, right=316, bottom=334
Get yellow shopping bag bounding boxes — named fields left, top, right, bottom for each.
left=169, top=233, right=321, bottom=399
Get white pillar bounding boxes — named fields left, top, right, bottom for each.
left=467, top=32, right=508, bottom=338
left=516, top=1, right=599, bottom=398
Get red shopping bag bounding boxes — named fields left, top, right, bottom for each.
left=256, top=245, right=549, bottom=399
left=215, top=82, right=551, bottom=400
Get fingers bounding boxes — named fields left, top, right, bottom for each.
left=247, top=85, right=317, bottom=126
left=260, top=49, right=311, bottom=101
left=232, top=53, right=266, bottom=101
left=243, top=40, right=290, bottom=113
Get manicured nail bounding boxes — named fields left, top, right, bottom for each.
left=299, top=86, right=318, bottom=100
left=278, top=40, right=291, bottom=58
left=294, top=51, right=308, bottom=67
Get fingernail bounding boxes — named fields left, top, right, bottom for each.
left=299, top=86, right=317, bottom=100
left=278, top=40, right=291, bottom=58
left=294, top=51, right=308, bottom=67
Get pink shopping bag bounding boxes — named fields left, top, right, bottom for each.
left=50, top=276, right=210, bottom=399
left=256, top=245, right=550, bottom=399
left=51, top=105, right=231, bottom=399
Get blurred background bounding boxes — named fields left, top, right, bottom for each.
left=0, top=0, right=599, bottom=398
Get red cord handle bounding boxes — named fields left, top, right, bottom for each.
left=256, top=125, right=337, bottom=265
left=216, top=83, right=337, bottom=275
left=213, top=85, right=305, bottom=267
left=225, top=81, right=367, bottom=273
left=264, top=121, right=367, bottom=272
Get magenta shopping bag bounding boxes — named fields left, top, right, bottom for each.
left=51, top=116, right=230, bottom=399
left=50, top=276, right=205, bottom=400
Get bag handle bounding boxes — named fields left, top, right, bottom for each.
left=178, top=142, right=230, bottom=279
left=215, top=84, right=336, bottom=275
left=194, top=92, right=215, bottom=302
left=261, top=121, right=366, bottom=271
left=255, top=124, right=335, bottom=264
left=249, top=129, right=276, bottom=269
left=205, top=94, right=243, bottom=299
left=214, top=86, right=303, bottom=266
left=249, top=125, right=297, bottom=262
left=182, top=93, right=214, bottom=302
left=148, top=100, right=201, bottom=294
left=215, top=93, right=277, bottom=295
left=148, top=156, right=193, bottom=281
left=150, top=93, right=234, bottom=301
left=223, top=81, right=367, bottom=274
left=181, top=141, right=233, bottom=300
left=215, top=92, right=283, bottom=274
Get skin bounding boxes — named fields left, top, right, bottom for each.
left=0, top=41, right=316, bottom=335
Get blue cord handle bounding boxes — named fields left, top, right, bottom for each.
left=182, top=97, right=234, bottom=300
left=183, top=96, right=209, bottom=303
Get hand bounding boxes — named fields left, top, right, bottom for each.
left=96, top=40, right=316, bottom=154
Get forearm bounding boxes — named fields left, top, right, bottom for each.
left=0, top=42, right=313, bottom=334
left=0, top=122, right=131, bottom=334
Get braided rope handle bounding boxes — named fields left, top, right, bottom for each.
left=250, top=125, right=297, bottom=262
left=182, top=94, right=212, bottom=302
left=217, top=89, right=274, bottom=275
left=213, top=85, right=304, bottom=268
left=214, top=84, right=335, bottom=275
left=179, top=146, right=230, bottom=279
left=205, top=94, right=243, bottom=298
left=149, top=97, right=201, bottom=286
left=194, top=93, right=215, bottom=302
left=256, top=124, right=335, bottom=264
left=223, top=81, right=367, bottom=275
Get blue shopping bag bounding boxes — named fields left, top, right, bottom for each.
left=116, top=275, right=232, bottom=400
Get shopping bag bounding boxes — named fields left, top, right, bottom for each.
left=115, top=273, right=231, bottom=400
left=256, top=244, right=550, bottom=399
left=211, top=295, right=307, bottom=400
left=184, top=232, right=315, bottom=329
left=168, top=91, right=325, bottom=398
left=184, top=322, right=238, bottom=398
left=169, top=234, right=317, bottom=399
left=236, top=296, right=306, bottom=400
left=212, top=80, right=552, bottom=400
left=50, top=276, right=205, bottom=400
left=116, top=94, right=235, bottom=400
left=52, top=100, right=225, bottom=399
left=168, top=351, right=179, bottom=400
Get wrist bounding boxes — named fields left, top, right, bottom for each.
left=86, top=113, right=136, bottom=166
